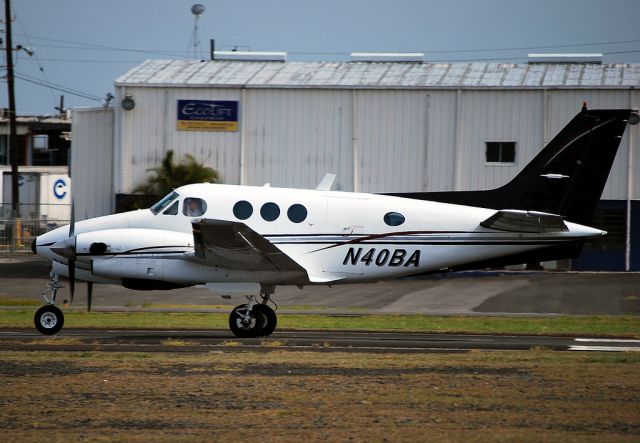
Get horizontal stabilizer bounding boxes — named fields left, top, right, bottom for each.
left=480, top=210, right=568, bottom=233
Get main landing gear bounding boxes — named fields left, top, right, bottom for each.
left=34, top=274, right=65, bottom=335
left=229, top=285, right=278, bottom=338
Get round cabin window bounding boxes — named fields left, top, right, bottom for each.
left=260, top=202, right=280, bottom=222
left=233, top=200, right=253, bottom=220
left=384, top=212, right=405, bottom=226
left=287, top=204, right=308, bottom=223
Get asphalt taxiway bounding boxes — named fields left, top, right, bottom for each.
left=1, top=328, right=639, bottom=353
left=2, top=256, right=640, bottom=316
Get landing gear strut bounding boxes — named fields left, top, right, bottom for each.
left=34, top=274, right=65, bottom=335
left=229, top=285, right=277, bottom=338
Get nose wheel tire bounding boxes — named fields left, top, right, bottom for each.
left=229, top=303, right=277, bottom=338
left=34, top=305, right=64, bottom=335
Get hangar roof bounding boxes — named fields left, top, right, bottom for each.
left=115, top=59, right=640, bottom=89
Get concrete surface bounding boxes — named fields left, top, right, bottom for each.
left=1, top=256, right=639, bottom=315
left=1, top=329, right=639, bottom=353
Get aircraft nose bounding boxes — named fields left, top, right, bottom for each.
left=50, top=236, right=76, bottom=260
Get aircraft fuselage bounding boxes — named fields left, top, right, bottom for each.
left=35, top=183, right=603, bottom=288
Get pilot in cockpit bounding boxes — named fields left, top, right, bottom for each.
left=185, top=198, right=204, bottom=217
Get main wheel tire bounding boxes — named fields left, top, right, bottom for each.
left=34, top=305, right=64, bottom=335
left=254, top=304, right=277, bottom=337
left=229, top=304, right=267, bottom=338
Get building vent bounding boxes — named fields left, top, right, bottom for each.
left=527, top=53, right=603, bottom=64
left=350, top=52, right=424, bottom=62
left=213, top=51, right=287, bottom=62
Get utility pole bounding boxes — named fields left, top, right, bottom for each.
left=4, top=0, right=20, bottom=218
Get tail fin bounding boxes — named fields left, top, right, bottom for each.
left=388, top=108, right=637, bottom=224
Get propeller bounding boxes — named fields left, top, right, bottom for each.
left=51, top=190, right=95, bottom=311
left=87, top=281, right=93, bottom=312
left=68, top=196, right=76, bottom=304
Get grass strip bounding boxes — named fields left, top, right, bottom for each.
left=1, top=349, right=640, bottom=441
left=1, top=309, right=638, bottom=337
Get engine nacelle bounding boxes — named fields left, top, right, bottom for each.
left=74, top=228, right=193, bottom=263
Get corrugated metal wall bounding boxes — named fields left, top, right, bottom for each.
left=356, top=90, right=427, bottom=193
left=113, top=85, right=638, bottom=201
left=71, top=107, right=114, bottom=219
left=244, top=89, right=353, bottom=190
left=456, top=90, right=544, bottom=191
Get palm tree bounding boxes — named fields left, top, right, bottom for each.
left=133, top=150, right=221, bottom=197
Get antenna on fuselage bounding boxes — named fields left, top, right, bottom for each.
left=316, top=173, right=336, bottom=191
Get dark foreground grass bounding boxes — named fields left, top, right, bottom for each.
left=1, top=308, right=639, bottom=337
left=1, top=349, right=639, bottom=442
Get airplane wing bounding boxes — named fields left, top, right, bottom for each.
left=480, top=210, right=569, bottom=233
left=190, top=219, right=309, bottom=274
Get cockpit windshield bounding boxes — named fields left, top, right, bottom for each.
left=150, top=191, right=179, bottom=215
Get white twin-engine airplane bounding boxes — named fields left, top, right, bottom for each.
left=32, top=108, right=638, bottom=337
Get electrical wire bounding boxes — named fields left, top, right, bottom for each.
left=15, top=16, right=58, bottom=109
left=12, top=32, right=187, bottom=57
left=14, top=71, right=103, bottom=102
left=27, top=57, right=140, bottom=64
left=14, top=31, right=640, bottom=59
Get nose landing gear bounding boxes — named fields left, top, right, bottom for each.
left=229, top=285, right=277, bottom=338
left=34, top=274, right=65, bottom=335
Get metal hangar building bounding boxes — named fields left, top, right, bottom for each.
left=71, top=53, right=640, bottom=270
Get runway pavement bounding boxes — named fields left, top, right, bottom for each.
left=2, top=256, right=640, bottom=315
left=1, top=328, right=639, bottom=353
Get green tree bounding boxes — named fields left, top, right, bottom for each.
left=133, top=150, right=221, bottom=197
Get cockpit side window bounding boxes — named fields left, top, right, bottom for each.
left=183, top=198, right=207, bottom=217
left=162, top=201, right=179, bottom=215
left=150, top=191, right=178, bottom=215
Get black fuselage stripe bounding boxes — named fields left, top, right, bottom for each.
left=76, top=250, right=189, bottom=257
left=272, top=241, right=566, bottom=246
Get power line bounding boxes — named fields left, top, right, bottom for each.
left=13, top=71, right=103, bottom=102
left=14, top=31, right=640, bottom=58
left=15, top=16, right=58, bottom=109
left=28, top=42, right=188, bottom=58
left=12, top=32, right=187, bottom=57
left=25, top=57, right=141, bottom=64
left=418, top=38, right=640, bottom=55
left=288, top=38, right=640, bottom=56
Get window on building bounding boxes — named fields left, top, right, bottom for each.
left=486, top=142, right=516, bottom=163
left=0, top=135, right=6, bottom=164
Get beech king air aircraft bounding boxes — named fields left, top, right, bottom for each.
left=32, top=108, right=638, bottom=337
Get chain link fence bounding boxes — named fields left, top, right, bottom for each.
left=0, top=204, right=69, bottom=255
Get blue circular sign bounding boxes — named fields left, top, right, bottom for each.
left=53, top=178, right=68, bottom=200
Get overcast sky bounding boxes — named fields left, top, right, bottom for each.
left=3, top=0, right=640, bottom=114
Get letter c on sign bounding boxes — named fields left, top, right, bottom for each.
left=53, top=179, right=67, bottom=200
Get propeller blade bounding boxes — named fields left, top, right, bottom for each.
left=69, top=260, right=75, bottom=304
left=68, top=189, right=76, bottom=304
left=69, top=195, right=75, bottom=237
left=87, top=281, right=93, bottom=312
